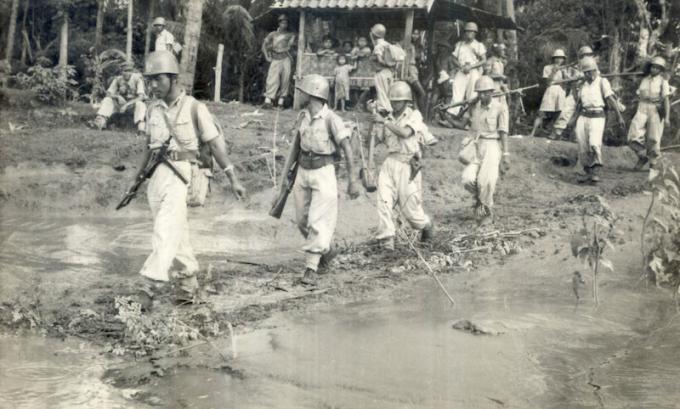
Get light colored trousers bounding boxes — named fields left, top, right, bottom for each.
left=294, top=165, right=337, bottom=271
left=374, top=68, right=394, bottom=113
left=553, top=94, right=576, bottom=132
left=97, top=96, right=146, bottom=131
left=139, top=161, right=198, bottom=282
left=376, top=156, right=430, bottom=239
left=448, top=69, right=481, bottom=116
left=264, top=57, right=292, bottom=100
left=462, top=138, right=502, bottom=208
left=628, top=102, right=663, bottom=166
left=575, top=116, right=605, bottom=169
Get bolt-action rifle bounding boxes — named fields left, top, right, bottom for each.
left=551, top=71, right=644, bottom=87
left=434, top=83, right=539, bottom=111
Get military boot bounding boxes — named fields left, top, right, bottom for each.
left=420, top=223, right=435, bottom=242
left=577, top=167, right=593, bottom=184
left=633, top=156, right=648, bottom=171
left=590, top=166, right=601, bottom=183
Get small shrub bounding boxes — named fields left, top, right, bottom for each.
left=15, top=62, right=79, bottom=106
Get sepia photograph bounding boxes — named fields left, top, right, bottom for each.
left=0, top=0, right=679, bottom=407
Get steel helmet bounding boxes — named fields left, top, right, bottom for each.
left=464, top=22, right=478, bottom=32
left=650, top=56, right=667, bottom=70
left=552, top=49, right=566, bottom=59
left=370, top=24, right=386, bottom=39
left=296, top=74, right=330, bottom=101
left=144, top=51, right=180, bottom=76
left=388, top=81, right=413, bottom=101
left=475, top=76, right=496, bottom=92
left=152, top=17, right=166, bottom=26
left=578, top=46, right=593, bottom=57
left=580, top=56, right=598, bottom=72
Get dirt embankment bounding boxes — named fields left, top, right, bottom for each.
left=1, top=100, right=674, bottom=399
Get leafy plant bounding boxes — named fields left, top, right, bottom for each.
left=14, top=60, right=79, bottom=105
left=81, top=48, right=127, bottom=105
left=641, top=160, right=680, bottom=291
left=570, top=196, right=619, bottom=306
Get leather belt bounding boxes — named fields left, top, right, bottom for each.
left=580, top=109, right=605, bottom=118
left=167, top=150, right=198, bottom=162
left=271, top=51, right=289, bottom=60
left=298, top=150, right=335, bottom=170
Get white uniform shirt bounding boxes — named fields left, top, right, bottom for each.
left=470, top=100, right=509, bottom=138
left=298, top=104, right=350, bottom=155
left=453, top=40, right=486, bottom=67
left=155, top=29, right=175, bottom=53
left=382, top=107, right=431, bottom=156
left=578, top=75, right=613, bottom=109
left=637, top=75, right=670, bottom=103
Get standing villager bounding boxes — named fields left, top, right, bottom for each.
left=370, top=23, right=395, bottom=114
left=136, top=51, right=246, bottom=302
left=93, top=61, right=147, bottom=133
left=551, top=46, right=594, bottom=140
left=627, top=56, right=671, bottom=180
left=371, top=81, right=436, bottom=250
left=404, top=29, right=427, bottom=112
left=275, top=74, right=361, bottom=286
left=461, top=76, right=510, bottom=225
left=529, top=49, right=569, bottom=138
left=448, top=22, right=486, bottom=116
left=152, top=17, right=180, bottom=55
left=569, top=57, right=625, bottom=184
left=262, top=14, right=296, bottom=109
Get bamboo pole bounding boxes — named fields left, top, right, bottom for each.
left=401, top=10, right=414, bottom=80
left=126, top=0, right=133, bottom=61
left=293, top=11, right=306, bottom=110
left=214, top=44, right=224, bottom=102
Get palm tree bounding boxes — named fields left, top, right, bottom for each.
left=222, top=1, right=255, bottom=102
left=178, top=0, right=205, bottom=93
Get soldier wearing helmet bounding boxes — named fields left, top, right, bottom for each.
left=152, top=17, right=181, bottom=56
left=627, top=56, right=671, bottom=179
left=369, top=23, right=395, bottom=113
left=92, top=60, right=147, bottom=133
left=484, top=43, right=509, bottom=106
left=133, top=51, right=246, bottom=302
left=578, top=46, right=594, bottom=60
left=274, top=74, right=360, bottom=285
left=371, top=81, right=436, bottom=250
left=529, top=48, right=571, bottom=138
left=448, top=21, right=487, bottom=116
left=568, top=56, right=625, bottom=184
left=262, top=14, right=296, bottom=109
left=460, top=76, right=510, bottom=225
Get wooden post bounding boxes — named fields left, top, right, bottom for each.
left=214, top=43, right=224, bottom=102
left=58, top=13, right=68, bottom=67
left=126, top=0, right=133, bottom=61
left=402, top=10, right=415, bottom=79
left=293, top=10, right=306, bottom=110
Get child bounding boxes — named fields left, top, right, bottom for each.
left=316, top=35, right=337, bottom=57
left=340, top=40, right=353, bottom=59
left=334, top=54, right=356, bottom=111
left=351, top=36, right=372, bottom=59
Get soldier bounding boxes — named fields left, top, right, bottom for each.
left=92, top=61, right=147, bottom=133
left=262, top=14, right=296, bottom=109
left=448, top=22, right=486, bottom=116
left=627, top=56, right=671, bottom=180
left=152, top=17, right=178, bottom=55
left=461, top=76, right=510, bottom=225
left=550, top=46, right=594, bottom=140
left=529, top=49, right=569, bottom=138
left=404, top=29, right=427, bottom=112
left=371, top=81, right=435, bottom=250
left=275, top=74, right=360, bottom=285
left=136, top=51, right=246, bottom=302
left=370, top=23, right=394, bottom=114
left=569, top=57, right=625, bottom=184
left=484, top=43, right=508, bottom=106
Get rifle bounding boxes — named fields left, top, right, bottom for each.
left=551, top=71, right=644, bottom=87
left=269, top=128, right=301, bottom=219
left=354, top=115, right=377, bottom=192
left=116, top=135, right=189, bottom=210
left=435, top=83, right=538, bottom=111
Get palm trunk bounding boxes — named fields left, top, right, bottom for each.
left=179, top=0, right=206, bottom=94
left=5, top=0, right=20, bottom=66
left=95, top=0, right=104, bottom=50
left=126, top=0, right=133, bottom=61
left=608, top=31, right=623, bottom=89
left=144, top=0, right=156, bottom=59
left=19, top=0, right=29, bottom=65
left=58, top=13, right=68, bottom=68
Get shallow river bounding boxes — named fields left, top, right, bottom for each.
left=1, top=213, right=680, bottom=408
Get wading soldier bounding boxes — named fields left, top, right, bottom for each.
left=93, top=61, right=146, bottom=133
left=370, top=23, right=394, bottom=114
left=530, top=49, right=569, bottom=138
left=372, top=81, right=435, bottom=250
left=570, top=57, right=625, bottom=184
left=448, top=22, right=486, bottom=116
left=262, top=14, right=296, bottom=109
left=276, top=74, right=360, bottom=285
left=627, top=56, right=670, bottom=180
left=137, top=51, right=246, bottom=301
left=461, top=76, right=510, bottom=225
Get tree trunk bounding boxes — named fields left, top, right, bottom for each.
left=505, top=0, right=518, bottom=61
left=19, top=0, right=29, bottom=65
left=608, top=30, right=623, bottom=89
left=95, top=0, right=105, bottom=50
left=239, top=63, right=245, bottom=103
left=179, top=0, right=205, bottom=94
left=58, top=13, right=68, bottom=68
left=5, top=0, right=20, bottom=67
left=126, top=0, right=133, bottom=61
left=144, top=0, right=156, bottom=59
